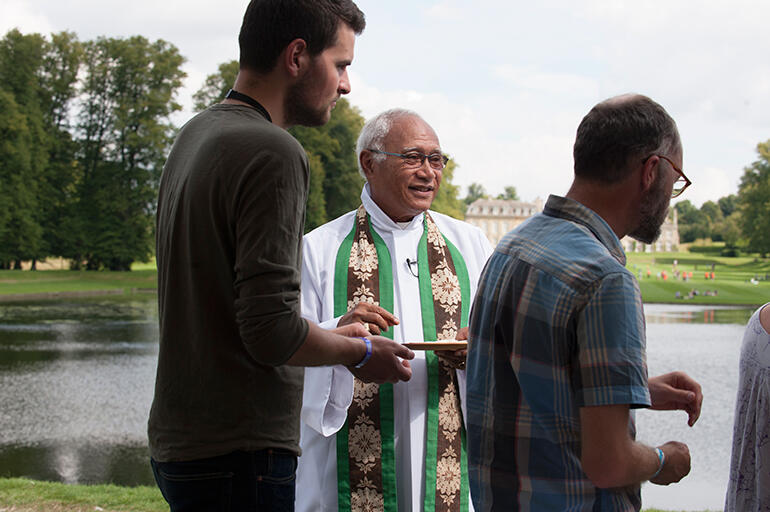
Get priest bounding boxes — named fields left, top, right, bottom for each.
left=296, top=109, right=493, bottom=512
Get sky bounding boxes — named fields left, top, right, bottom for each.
left=3, top=0, right=769, bottom=208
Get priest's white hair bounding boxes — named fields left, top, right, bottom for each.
left=355, top=108, right=423, bottom=181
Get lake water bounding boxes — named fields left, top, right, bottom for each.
left=0, top=297, right=761, bottom=510
left=638, top=304, right=755, bottom=511
left=0, top=296, right=158, bottom=486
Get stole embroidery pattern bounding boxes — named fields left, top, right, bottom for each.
left=342, top=208, right=465, bottom=511
left=346, top=206, right=385, bottom=511
left=425, top=212, right=464, bottom=511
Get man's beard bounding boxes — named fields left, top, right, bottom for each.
left=284, top=63, right=331, bottom=127
left=629, top=176, right=670, bottom=244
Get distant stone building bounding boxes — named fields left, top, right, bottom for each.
left=465, top=198, right=544, bottom=246
left=465, top=197, right=680, bottom=252
left=620, top=208, right=680, bottom=253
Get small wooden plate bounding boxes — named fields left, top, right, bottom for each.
left=402, top=341, right=467, bottom=351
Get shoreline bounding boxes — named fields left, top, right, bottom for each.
left=0, top=289, right=762, bottom=308
left=0, top=288, right=157, bottom=303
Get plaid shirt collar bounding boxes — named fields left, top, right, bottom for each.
left=542, top=194, right=626, bottom=266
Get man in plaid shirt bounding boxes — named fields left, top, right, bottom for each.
left=466, top=94, right=703, bottom=511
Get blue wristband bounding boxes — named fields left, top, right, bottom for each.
left=651, top=447, right=665, bottom=479
left=354, top=337, right=372, bottom=368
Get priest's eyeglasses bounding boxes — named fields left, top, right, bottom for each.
left=644, top=154, right=692, bottom=198
left=367, top=149, right=449, bottom=170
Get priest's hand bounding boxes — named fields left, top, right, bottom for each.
left=437, top=326, right=468, bottom=370
left=350, top=335, right=413, bottom=384
left=338, top=302, right=399, bottom=335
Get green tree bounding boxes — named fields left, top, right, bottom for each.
left=718, top=194, right=737, bottom=218
left=73, top=36, right=186, bottom=270
left=193, top=60, right=238, bottom=112
left=290, top=98, right=365, bottom=228
left=737, top=140, right=770, bottom=257
left=675, top=200, right=709, bottom=243
left=700, top=200, right=724, bottom=241
left=720, top=212, right=743, bottom=249
left=37, top=32, right=83, bottom=262
left=304, top=153, right=327, bottom=232
left=0, top=91, right=37, bottom=268
left=430, top=158, right=465, bottom=219
left=464, top=182, right=487, bottom=205
left=496, top=186, right=519, bottom=201
left=191, top=61, right=470, bottom=228
left=0, top=30, right=48, bottom=267
left=700, top=200, right=723, bottom=224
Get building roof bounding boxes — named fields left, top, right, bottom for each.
left=466, top=197, right=543, bottom=217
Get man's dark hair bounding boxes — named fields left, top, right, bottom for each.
left=573, top=94, right=680, bottom=184
left=238, top=0, right=365, bottom=73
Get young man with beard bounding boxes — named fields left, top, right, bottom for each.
left=466, top=94, right=704, bottom=511
left=149, top=2, right=414, bottom=511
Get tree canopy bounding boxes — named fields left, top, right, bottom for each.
left=0, top=29, right=185, bottom=270
left=192, top=60, right=238, bottom=112
left=192, top=60, right=468, bottom=229
left=737, top=140, right=770, bottom=257
left=18, top=29, right=770, bottom=270
left=496, top=186, right=519, bottom=201
left=463, top=182, right=487, bottom=205
left=430, top=158, right=465, bottom=219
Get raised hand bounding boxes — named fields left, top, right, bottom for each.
left=338, top=302, right=399, bottom=335
left=649, top=371, right=703, bottom=426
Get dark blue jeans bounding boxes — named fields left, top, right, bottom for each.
left=151, top=449, right=297, bottom=511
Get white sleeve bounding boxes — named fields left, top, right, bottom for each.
left=300, top=234, right=355, bottom=436
left=477, top=226, right=494, bottom=261
left=301, top=365, right=355, bottom=436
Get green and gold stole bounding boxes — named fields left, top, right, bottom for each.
left=333, top=205, right=471, bottom=512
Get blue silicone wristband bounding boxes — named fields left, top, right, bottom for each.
left=651, top=447, right=665, bottom=479
left=354, top=337, right=372, bottom=368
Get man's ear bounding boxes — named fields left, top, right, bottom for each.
left=360, top=150, right=375, bottom=177
left=282, top=38, right=309, bottom=78
left=640, top=155, right=659, bottom=193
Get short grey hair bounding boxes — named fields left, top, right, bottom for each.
left=573, top=94, right=681, bottom=184
left=356, top=108, right=424, bottom=180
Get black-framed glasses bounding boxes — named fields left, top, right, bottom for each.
left=644, top=154, right=692, bottom=198
left=367, top=149, right=449, bottom=170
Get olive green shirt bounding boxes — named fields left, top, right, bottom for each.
left=149, top=104, right=309, bottom=462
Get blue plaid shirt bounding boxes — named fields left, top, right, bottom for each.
left=466, top=195, right=651, bottom=511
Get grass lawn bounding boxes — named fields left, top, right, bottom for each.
left=4, top=253, right=769, bottom=305
left=0, top=268, right=156, bottom=297
left=626, top=251, right=770, bottom=306
left=1, top=253, right=768, bottom=306
left=0, top=477, right=716, bottom=512
left=0, top=478, right=166, bottom=512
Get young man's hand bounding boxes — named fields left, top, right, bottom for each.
left=350, top=335, right=414, bottom=384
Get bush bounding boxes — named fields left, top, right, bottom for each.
left=687, top=245, right=722, bottom=254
